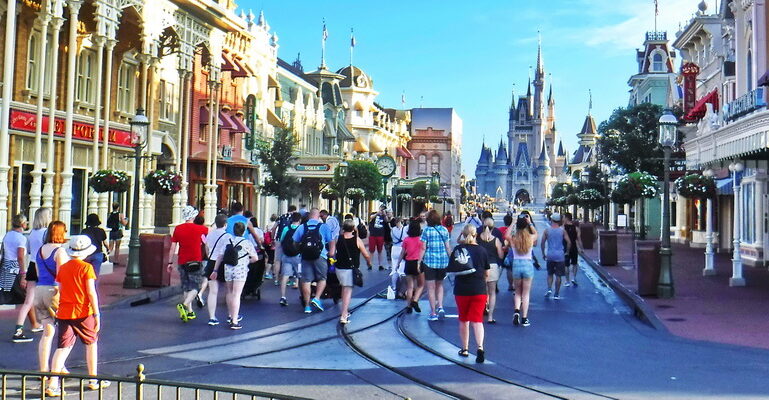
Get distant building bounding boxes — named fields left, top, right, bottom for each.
left=628, top=31, right=678, bottom=106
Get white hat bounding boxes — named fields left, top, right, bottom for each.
left=550, top=213, right=562, bottom=222
left=67, top=235, right=96, bottom=258
left=182, top=205, right=199, bottom=221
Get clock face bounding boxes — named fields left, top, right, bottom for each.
left=376, top=156, right=396, bottom=177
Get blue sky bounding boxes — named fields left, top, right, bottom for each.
left=241, top=0, right=698, bottom=175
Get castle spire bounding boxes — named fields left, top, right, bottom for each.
left=548, top=84, right=554, bottom=105
left=535, top=31, right=544, bottom=78
left=526, top=77, right=531, bottom=97
left=510, top=84, right=516, bottom=109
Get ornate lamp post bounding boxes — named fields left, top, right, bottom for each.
left=123, top=108, right=150, bottom=289
left=441, top=187, right=448, bottom=215
left=728, top=161, right=745, bottom=286
left=581, top=170, right=590, bottom=221
left=338, top=158, right=349, bottom=215
left=702, top=168, right=716, bottom=276
left=601, top=163, right=611, bottom=228
left=657, top=108, right=677, bottom=298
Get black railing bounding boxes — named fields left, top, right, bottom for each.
left=0, top=364, right=309, bottom=400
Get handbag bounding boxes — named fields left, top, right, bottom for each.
left=0, top=238, right=26, bottom=305
left=353, top=267, right=364, bottom=287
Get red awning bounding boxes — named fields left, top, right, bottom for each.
left=229, top=115, right=250, bottom=133
left=231, top=57, right=250, bottom=78
left=199, top=106, right=221, bottom=126
left=396, top=147, right=413, bottom=159
left=685, top=89, right=719, bottom=121
left=218, top=111, right=237, bottom=130
left=221, top=52, right=237, bottom=72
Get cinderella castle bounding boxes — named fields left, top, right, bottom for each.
left=475, top=43, right=597, bottom=205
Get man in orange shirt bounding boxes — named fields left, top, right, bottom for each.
left=46, top=236, right=109, bottom=397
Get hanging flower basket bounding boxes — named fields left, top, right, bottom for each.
left=88, top=169, right=130, bottom=193
left=346, top=187, right=365, bottom=200
left=144, top=170, right=183, bottom=196
left=321, top=188, right=338, bottom=200
left=429, top=195, right=442, bottom=203
left=445, top=198, right=455, bottom=205
left=413, top=196, right=426, bottom=202
left=611, top=171, right=658, bottom=204
left=675, top=173, right=716, bottom=200
left=577, top=189, right=606, bottom=210
left=397, top=193, right=412, bottom=201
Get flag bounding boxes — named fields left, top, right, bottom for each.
left=401, top=92, right=406, bottom=105
left=323, top=20, right=328, bottom=41
left=351, top=28, right=356, bottom=47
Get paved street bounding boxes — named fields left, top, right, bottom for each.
left=1, top=214, right=768, bottom=399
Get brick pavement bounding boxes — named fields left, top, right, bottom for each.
left=583, top=229, right=769, bottom=350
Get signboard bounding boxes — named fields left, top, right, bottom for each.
left=681, top=62, right=700, bottom=116
left=295, top=164, right=330, bottom=172
left=244, top=94, right=256, bottom=150
left=9, top=109, right=133, bottom=147
left=723, top=88, right=766, bottom=122
left=617, top=214, right=628, bottom=228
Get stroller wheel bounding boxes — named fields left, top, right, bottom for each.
left=256, top=290, right=261, bottom=300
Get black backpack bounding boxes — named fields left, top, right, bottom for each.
left=106, top=212, right=120, bottom=230
left=357, top=221, right=368, bottom=239
left=281, top=225, right=301, bottom=257
left=299, top=223, right=324, bottom=260
left=222, top=238, right=246, bottom=266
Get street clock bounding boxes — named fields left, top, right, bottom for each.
left=376, top=154, right=396, bottom=177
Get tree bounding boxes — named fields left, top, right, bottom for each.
left=258, top=127, right=300, bottom=202
left=597, top=103, right=666, bottom=177
left=331, top=160, right=382, bottom=215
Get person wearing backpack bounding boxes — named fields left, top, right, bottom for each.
left=105, top=203, right=127, bottom=265
left=272, top=205, right=297, bottom=287
left=291, top=208, right=336, bottom=314
left=212, top=222, right=258, bottom=330
left=277, top=212, right=302, bottom=307
left=167, top=206, right=208, bottom=323
left=202, top=214, right=231, bottom=326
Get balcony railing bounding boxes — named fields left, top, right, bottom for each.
left=646, top=31, right=667, bottom=41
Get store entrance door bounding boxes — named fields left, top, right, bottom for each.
left=71, top=169, right=86, bottom=234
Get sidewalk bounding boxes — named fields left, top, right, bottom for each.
left=0, top=252, right=181, bottom=319
left=582, top=231, right=769, bottom=350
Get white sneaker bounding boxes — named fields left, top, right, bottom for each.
left=564, top=282, right=571, bottom=287
left=544, top=289, right=552, bottom=298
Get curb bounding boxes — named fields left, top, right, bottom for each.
left=579, top=250, right=669, bottom=333
left=103, top=285, right=183, bottom=310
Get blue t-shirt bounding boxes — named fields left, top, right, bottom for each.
left=226, top=215, right=250, bottom=238
left=292, top=219, right=334, bottom=259
left=544, top=227, right=566, bottom=262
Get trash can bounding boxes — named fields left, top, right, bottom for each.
left=635, top=240, right=661, bottom=297
left=139, top=234, right=172, bottom=287
left=599, top=230, right=618, bottom=266
left=580, top=223, right=595, bottom=249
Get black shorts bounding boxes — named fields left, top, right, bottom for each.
left=203, top=259, right=225, bottom=282
left=109, top=230, right=123, bottom=241
left=404, top=260, right=424, bottom=276
left=424, top=266, right=447, bottom=281
left=266, top=248, right=275, bottom=264
left=567, top=250, right=579, bottom=266
left=546, top=261, right=566, bottom=277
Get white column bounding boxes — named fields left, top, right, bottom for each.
left=729, top=162, right=745, bottom=286
left=170, top=68, right=186, bottom=225
left=0, top=0, right=19, bottom=234
left=59, top=0, right=84, bottom=228
left=179, top=71, right=191, bottom=213
left=87, top=35, right=105, bottom=216
left=98, top=39, right=115, bottom=221
left=675, top=195, right=688, bottom=241
left=42, top=14, right=64, bottom=210
left=30, top=9, right=52, bottom=220
left=703, top=197, right=715, bottom=275
left=203, top=81, right=219, bottom=225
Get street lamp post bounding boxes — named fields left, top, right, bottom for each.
left=601, top=164, right=611, bottom=228
left=441, top=188, right=448, bottom=215
left=123, top=108, right=150, bottom=289
left=338, top=158, right=349, bottom=216
left=702, top=168, right=716, bottom=276
left=657, top=108, right=677, bottom=298
left=581, top=170, right=590, bottom=222
left=728, top=161, right=745, bottom=286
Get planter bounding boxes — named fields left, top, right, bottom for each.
left=580, top=223, right=596, bottom=249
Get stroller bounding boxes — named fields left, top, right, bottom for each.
left=242, top=258, right=265, bottom=300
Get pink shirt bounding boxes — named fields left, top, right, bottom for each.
left=402, top=236, right=423, bottom=261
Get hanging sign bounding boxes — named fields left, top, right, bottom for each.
left=245, top=94, right=257, bottom=150
left=9, top=109, right=133, bottom=147
left=681, top=62, right=700, bottom=116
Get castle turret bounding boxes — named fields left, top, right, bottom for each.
left=495, top=139, right=509, bottom=199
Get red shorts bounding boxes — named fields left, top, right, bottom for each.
left=454, top=294, right=488, bottom=323
left=57, top=315, right=98, bottom=348
left=368, top=235, right=385, bottom=252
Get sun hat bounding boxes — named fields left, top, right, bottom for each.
left=182, top=205, right=199, bottom=221
left=85, top=213, right=101, bottom=227
left=550, top=213, right=562, bottom=222
left=67, top=235, right=96, bottom=258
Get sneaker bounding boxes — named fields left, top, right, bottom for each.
left=279, top=297, right=288, bottom=307
left=564, top=282, right=571, bottom=287
left=287, top=278, right=295, bottom=287
left=368, top=265, right=373, bottom=270
left=45, top=386, right=62, bottom=397
left=553, top=294, right=561, bottom=300
left=379, top=265, right=385, bottom=271
left=310, top=298, right=325, bottom=312
left=176, top=304, right=188, bottom=322
left=226, top=315, right=244, bottom=324
left=475, top=348, right=485, bottom=364
left=427, top=314, right=439, bottom=321
left=437, top=307, right=445, bottom=318
left=195, top=293, right=205, bottom=308
left=544, top=289, right=552, bottom=298
left=12, top=330, right=33, bottom=343
left=406, top=306, right=413, bottom=314
left=304, top=306, right=312, bottom=314
left=522, top=317, right=531, bottom=327
left=207, top=318, right=219, bottom=326
left=230, top=322, right=242, bottom=330
left=186, top=311, right=197, bottom=320
left=30, top=326, right=44, bottom=333
left=273, top=279, right=279, bottom=286
left=572, top=280, right=579, bottom=287
left=411, top=301, right=422, bottom=313
left=265, top=272, right=274, bottom=280
left=88, top=379, right=111, bottom=390
left=513, top=312, right=520, bottom=326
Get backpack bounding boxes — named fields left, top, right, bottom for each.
left=106, top=212, right=120, bottom=230
left=299, top=223, right=324, bottom=260
left=263, top=231, right=273, bottom=247
left=281, top=225, right=301, bottom=257
left=276, top=213, right=291, bottom=236
left=222, top=238, right=246, bottom=266
left=357, top=221, right=368, bottom=239
left=447, top=246, right=477, bottom=276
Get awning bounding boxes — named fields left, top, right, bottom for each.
left=369, top=138, right=385, bottom=153
left=267, top=75, right=280, bottom=88
left=231, top=57, right=250, bottom=78
left=758, top=70, right=769, bottom=87
left=716, top=177, right=733, bottom=195
left=266, top=108, right=285, bottom=128
left=221, top=52, right=237, bottom=72
left=218, top=111, right=237, bottom=130
left=229, top=115, right=250, bottom=133
left=396, top=146, right=413, bottom=159
left=337, top=122, right=355, bottom=141
left=199, top=106, right=222, bottom=126
left=353, top=137, right=369, bottom=153
left=685, top=89, right=719, bottom=121
left=323, top=123, right=336, bottom=138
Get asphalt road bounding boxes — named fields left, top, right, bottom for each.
left=1, top=213, right=768, bottom=399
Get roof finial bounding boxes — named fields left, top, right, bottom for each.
left=510, top=84, right=516, bottom=109
left=320, top=19, right=328, bottom=69
left=588, top=89, right=593, bottom=116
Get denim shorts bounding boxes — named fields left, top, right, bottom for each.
left=512, top=259, right=535, bottom=279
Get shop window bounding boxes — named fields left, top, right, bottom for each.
left=418, top=154, right=427, bottom=175
left=26, top=32, right=53, bottom=96
left=10, top=164, right=33, bottom=218
left=76, top=49, right=97, bottom=105
left=117, top=62, right=137, bottom=113
left=742, top=183, right=755, bottom=243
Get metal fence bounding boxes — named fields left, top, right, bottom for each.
left=0, top=364, right=310, bottom=400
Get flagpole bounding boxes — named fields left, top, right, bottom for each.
left=654, top=0, right=658, bottom=32
left=350, top=28, right=354, bottom=71
left=321, top=19, right=327, bottom=68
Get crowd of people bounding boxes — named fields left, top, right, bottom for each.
left=0, top=200, right=585, bottom=386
